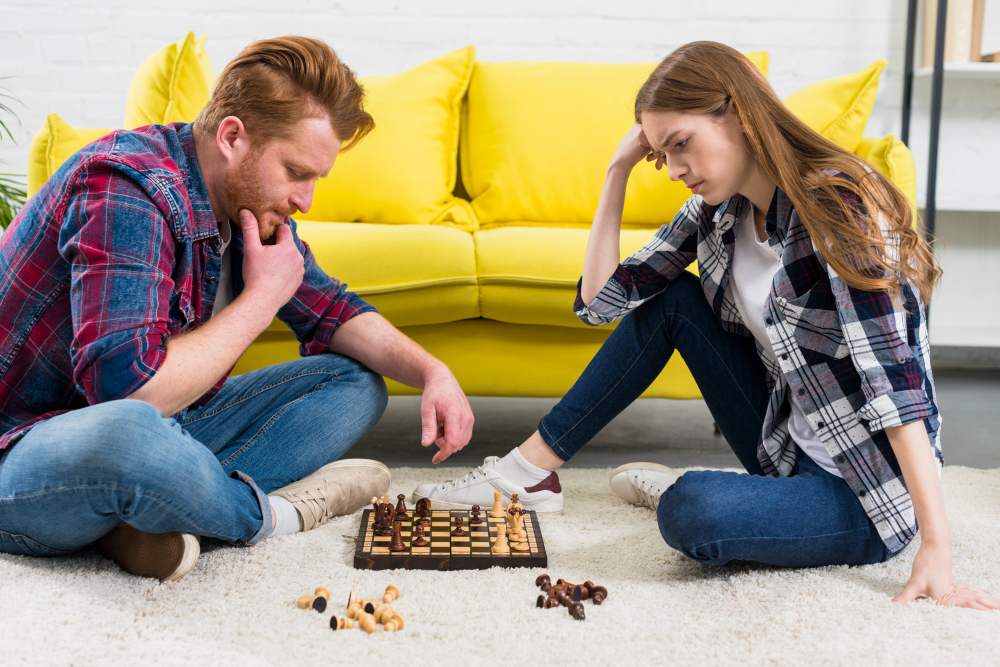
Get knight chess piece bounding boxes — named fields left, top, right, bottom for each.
left=451, top=516, right=466, bottom=537
left=489, top=490, right=505, bottom=518
left=412, top=523, right=429, bottom=547
left=469, top=505, right=483, bottom=525
left=415, top=498, right=431, bottom=526
left=389, top=520, right=406, bottom=552
left=394, top=494, right=408, bottom=521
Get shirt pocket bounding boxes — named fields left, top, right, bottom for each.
left=780, top=288, right=850, bottom=365
left=167, top=288, right=193, bottom=336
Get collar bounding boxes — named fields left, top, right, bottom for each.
left=176, top=123, right=223, bottom=242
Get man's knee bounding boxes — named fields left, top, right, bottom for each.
left=656, top=472, right=731, bottom=564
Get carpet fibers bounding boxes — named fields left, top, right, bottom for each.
left=1, top=466, right=998, bottom=666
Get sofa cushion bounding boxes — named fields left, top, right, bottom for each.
left=461, top=53, right=768, bottom=230
left=124, top=32, right=214, bottom=130
left=27, top=114, right=113, bottom=197
left=302, top=47, right=478, bottom=230
left=279, top=221, right=480, bottom=330
left=856, top=134, right=918, bottom=215
left=475, top=226, right=698, bottom=329
left=783, top=59, right=886, bottom=153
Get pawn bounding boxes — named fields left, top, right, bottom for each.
left=394, top=493, right=408, bottom=520
left=412, top=523, right=429, bottom=547
left=469, top=505, right=483, bottom=525
left=492, top=522, right=510, bottom=555
left=383, top=584, right=401, bottom=603
left=451, top=516, right=466, bottom=536
left=489, top=490, right=505, bottom=518
left=389, top=520, right=407, bottom=552
left=568, top=601, right=586, bottom=621
left=330, top=615, right=354, bottom=631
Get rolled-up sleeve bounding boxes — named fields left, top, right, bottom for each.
left=827, top=268, right=938, bottom=434
left=59, top=162, right=177, bottom=404
left=574, top=196, right=701, bottom=326
left=277, top=218, right=378, bottom=356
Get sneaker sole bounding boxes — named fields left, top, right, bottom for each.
left=97, top=528, right=200, bottom=582
left=409, top=490, right=564, bottom=516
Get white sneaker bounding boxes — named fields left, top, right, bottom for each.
left=411, top=456, right=564, bottom=514
left=609, top=462, right=682, bottom=511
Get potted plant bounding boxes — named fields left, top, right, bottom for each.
left=0, top=78, right=27, bottom=231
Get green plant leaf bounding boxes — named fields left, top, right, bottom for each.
left=0, top=173, right=27, bottom=230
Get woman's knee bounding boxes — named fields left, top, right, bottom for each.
left=656, top=472, right=731, bottom=564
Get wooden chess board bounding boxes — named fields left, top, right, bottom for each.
left=353, top=509, right=547, bottom=570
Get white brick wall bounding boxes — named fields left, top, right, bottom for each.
left=1, top=0, right=997, bottom=347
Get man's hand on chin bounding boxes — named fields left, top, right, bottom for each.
left=419, top=364, right=474, bottom=464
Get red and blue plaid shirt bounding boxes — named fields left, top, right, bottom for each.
left=575, top=181, right=941, bottom=554
left=0, top=122, right=375, bottom=450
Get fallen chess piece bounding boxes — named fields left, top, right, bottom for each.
left=297, top=595, right=327, bottom=613
left=330, top=615, right=354, bottom=631
left=557, top=579, right=608, bottom=605
left=533, top=574, right=607, bottom=617
left=383, top=584, right=401, bottom=603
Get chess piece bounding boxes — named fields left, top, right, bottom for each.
left=394, top=494, right=408, bottom=520
left=489, top=490, right=505, bottom=518
left=377, top=504, right=394, bottom=536
left=568, top=601, right=586, bottom=620
left=510, top=508, right=529, bottom=550
left=389, top=520, right=406, bottom=552
left=451, top=516, right=466, bottom=536
left=385, top=614, right=405, bottom=631
left=469, top=505, right=483, bottom=525
left=588, top=584, right=608, bottom=605
left=415, top=498, right=431, bottom=526
left=314, top=587, right=331, bottom=601
left=492, top=522, right=510, bottom=555
left=535, top=574, right=552, bottom=591
left=412, top=523, right=429, bottom=547
left=383, top=585, right=401, bottom=603
left=379, top=493, right=392, bottom=505
left=371, top=497, right=381, bottom=527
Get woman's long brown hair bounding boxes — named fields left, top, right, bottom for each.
left=636, top=41, right=941, bottom=305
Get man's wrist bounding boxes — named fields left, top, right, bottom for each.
left=419, top=359, right=453, bottom=389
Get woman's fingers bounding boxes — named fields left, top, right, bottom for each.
left=892, top=579, right=925, bottom=604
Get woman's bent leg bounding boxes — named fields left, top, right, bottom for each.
left=539, top=271, right=771, bottom=472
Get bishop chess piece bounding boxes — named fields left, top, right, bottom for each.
left=469, top=505, right=483, bottom=525
left=412, top=523, right=429, bottom=547
left=394, top=494, right=408, bottom=521
left=489, top=490, right=505, bottom=518
left=389, top=520, right=406, bottom=552
left=451, top=516, right=466, bottom=536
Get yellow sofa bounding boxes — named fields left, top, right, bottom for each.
left=27, top=36, right=918, bottom=400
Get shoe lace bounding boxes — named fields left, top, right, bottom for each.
left=442, top=464, right=488, bottom=489
left=635, top=479, right=664, bottom=511
left=287, top=489, right=331, bottom=527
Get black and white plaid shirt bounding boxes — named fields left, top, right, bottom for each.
left=575, top=179, right=941, bottom=554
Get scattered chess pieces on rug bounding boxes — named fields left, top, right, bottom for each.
left=533, top=574, right=609, bottom=620
left=300, top=585, right=407, bottom=634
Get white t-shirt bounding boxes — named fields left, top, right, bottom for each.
left=211, top=220, right=235, bottom=316
left=729, top=203, right=843, bottom=478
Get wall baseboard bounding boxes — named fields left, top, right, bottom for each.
left=931, top=346, right=1000, bottom=370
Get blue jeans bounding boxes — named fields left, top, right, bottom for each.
left=0, top=354, right=387, bottom=556
left=539, top=271, right=894, bottom=568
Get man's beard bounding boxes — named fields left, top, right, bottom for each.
left=223, top=145, right=294, bottom=243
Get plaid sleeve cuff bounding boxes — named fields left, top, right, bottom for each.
left=301, top=288, right=378, bottom=357
left=857, top=389, right=938, bottom=433
left=573, top=270, right=632, bottom=326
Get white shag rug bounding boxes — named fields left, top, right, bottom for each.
left=1, top=466, right=999, bottom=667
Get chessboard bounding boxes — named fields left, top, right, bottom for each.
left=353, top=508, right=547, bottom=570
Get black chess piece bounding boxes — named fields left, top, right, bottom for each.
left=394, top=494, right=408, bottom=521
left=415, top=498, right=431, bottom=526
left=469, top=504, right=483, bottom=525
left=412, top=523, right=429, bottom=547
left=377, top=504, right=393, bottom=536
left=451, top=516, right=466, bottom=537
left=389, top=520, right=406, bottom=552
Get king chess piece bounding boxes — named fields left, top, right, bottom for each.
left=512, top=508, right=530, bottom=551
left=389, top=520, right=406, bottom=552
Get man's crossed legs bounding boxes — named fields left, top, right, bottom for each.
left=0, top=354, right=390, bottom=578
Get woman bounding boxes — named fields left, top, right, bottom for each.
left=413, top=41, right=998, bottom=609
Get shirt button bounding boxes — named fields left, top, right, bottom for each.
left=797, top=389, right=805, bottom=396
left=858, top=489, right=867, bottom=497
left=765, top=318, right=774, bottom=325
left=817, top=421, right=825, bottom=429
left=837, top=455, right=845, bottom=464
left=208, top=276, right=217, bottom=284
left=780, top=353, right=788, bottom=361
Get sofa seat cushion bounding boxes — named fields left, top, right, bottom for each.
left=275, top=221, right=480, bottom=330
left=474, top=226, right=697, bottom=329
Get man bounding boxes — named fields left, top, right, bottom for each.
left=0, top=36, right=473, bottom=581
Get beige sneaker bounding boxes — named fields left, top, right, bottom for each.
left=269, top=459, right=391, bottom=531
left=94, top=523, right=200, bottom=582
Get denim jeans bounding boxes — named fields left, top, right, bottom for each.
left=539, top=271, right=894, bottom=568
left=0, top=354, right=387, bottom=556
